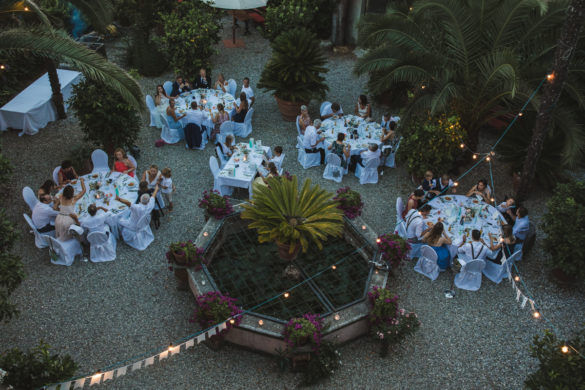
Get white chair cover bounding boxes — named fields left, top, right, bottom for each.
left=454, top=259, right=486, bottom=291
left=275, top=153, right=285, bottom=171
left=87, top=229, right=117, bottom=262
left=127, top=154, right=138, bottom=175
left=355, top=157, right=380, bottom=184
left=91, top=149, right=109, bottom=173
left=296, top=116, right=302, bottom=137
left=146, top=95, right=161, bottom=128
left=48, top=235, right=82, bottom=266
left=160, top=114, right=182, bottom=144
left=323, top=153, right=343, bottom=183
left=483, top=250, right=521, bottom=284
left=297, top=148, right=321, bottom=169
left=209, top=156, right=232, bottom=196
left=296, top=134, right=303, bottom=150
left=22, top=186, right=39, bottom=212
left=320, top=101, right=331, bottom=117
left=394, top=221, right=421, bottom=258
left=209, top=156, right=220, bottom=178
left=215, top=146, right=229, bottom=169
left=218, top=121, right=234, bottom=144
left=227, top=79, right=237, bottom=97
left=233, top=107, right=254, bottom=137
left=121, top=213, right=154, bottom=251
left=23, top=213, right=53, bottom=248
left=385, top=137, right=401, bottom=168
left=52, top=166, right=61, bottom=185
left=163, top=81, right=173, bottom=96
left=414, top=245, right=440, bottom=281
left=395, top=197, right=405, bottom=225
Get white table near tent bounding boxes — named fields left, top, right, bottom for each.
left=0, top=69, right=82, bottom=136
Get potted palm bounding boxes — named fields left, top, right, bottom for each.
left=257, top=28, right=329, bottom=121
left=241, top=176, right=343, bottom=275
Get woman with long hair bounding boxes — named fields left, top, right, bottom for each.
left=422, top=221, right=452, bottom=270
left=232, top=92, right=249, bottom=123
left=112, top=148, right=135, bottom=177
left=55, top=180, right=86, bottom=241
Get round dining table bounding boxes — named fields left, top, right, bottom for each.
left=175, top=89, right=236, bottom=128
left=321, top=114, right=383, bottom=155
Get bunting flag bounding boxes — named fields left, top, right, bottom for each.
left=185, top=339, right=195, bottom=349
left=144, top=356, right=155, bottom=367
left=89, top=373, right=102, bottom=386
left=521, top=296, right=528, bottom=308
left=102, top=371, right=114, bottom=382
left=132, top=360, right=143, bottom=371
left=196, top=333, right=206, bottom=344
left=516, top=286, right=521, bottom=301
left=73, top=378, right=86, bottom=389
left=530, top=299, right=536, bottom=311
left=158, top=351, right=169, bottom=361
left=206, top=330, right=215, bottom=339
left=169, top=346, right=180, bottom=356
left=46, top=385, right=57, bottom=390
left=116, top=365, right=128, bottom=378
left=219, top=322, right=227, bottom=331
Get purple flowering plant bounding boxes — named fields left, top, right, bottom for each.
left=166, top=241, right=206, bottom=270
left=333, top=187, right=363, bottom=219
left=282, top=313, right=323, bottom=351
left=191, top=291, right=243, bottom=332
left=198, top=189, right=234, bottom=219
left=377, top=233, right=411, bottom=269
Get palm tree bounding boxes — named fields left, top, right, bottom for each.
left=0, top=0, right=144, bottom=116
left=354, top=0, right=585, bottom=158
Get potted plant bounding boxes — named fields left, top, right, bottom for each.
left=191, top=291, right=243, bottom=350
left=166, top=241, right=207, bottom=290
left=333, top=187, right=363, bottom=219
left=198, top=190, right=234, bottom=220
left=257, top=28, right=329, bottom=121
left=376, top=233, right=411, bottom=270
left=283, top=313, right=323, bottom=351
left=241, top=176, right=343, bottom=271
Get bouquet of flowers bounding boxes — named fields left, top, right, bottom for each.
left=377, top=233, right=411, bottom=269
left=166, top=241, right=206, bottom=270
left=333, top=187, right=363, bottom=219
left=191, top=291, right=243, bottom=330
left=198, top=189, right=234, bottom=219
left=282, top=313, right=323, bottom=351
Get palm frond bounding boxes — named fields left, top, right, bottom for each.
left=68, top=0, right=114, bottom=33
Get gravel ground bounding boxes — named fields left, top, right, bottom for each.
left=1, top=16, right=584, bottom=389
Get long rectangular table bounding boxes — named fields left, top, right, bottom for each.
left=0, top=69, right=82, bottom=136
left=214, top=142, right=271, bottom=197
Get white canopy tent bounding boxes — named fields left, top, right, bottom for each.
left=208, top=0, right=267, bottom=45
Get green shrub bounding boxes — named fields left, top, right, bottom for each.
left=525, top=329, right=585, bottom=390
left=155, top=0, right=222, bottom=79
left=68, top=78, right=141, bottom=153
left=397, top=113, right=466, bottom=178
left=263, top=0, right=335, bottom=41
left=542, top=181, right=585, bottom=280
left=126, top=35, right=168, bottom=77
left=66, top=143, right=95, bottom=176
left=0, top=340, right=78, bottom=389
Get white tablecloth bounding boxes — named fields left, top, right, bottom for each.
left=0, top=69, right=82, bottom=135
left=215, top=142, right=271, bottom=197
left=427, top=195, right=506, bottom=246
left=322, top=115, right=383, bottom=155
left=174, top=89, right=236, bottom=128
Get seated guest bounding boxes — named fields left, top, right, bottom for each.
left=57, top=160, right=78, bottom=187
left=116, top=185, right=160, bottom=233
left=422, top=222, right=452, bottom=270
left=379, top=121, right=396, bottom=173
left=232, top=92, right=249, bottom=123
left=297, top=105, right=311, bottom=135
left=512, top=206, right=530, bottom=242
left=170, top=76, right=191, bottom=97
left=211, top=103, right=230, bottom=142
left=135, top=181, right=153, bottom=204
left=403, top=189, right=425, bottom=219
left=214, top=73, right=228, bottom=93
left=466, top=179, right=491, bottom=202
left=487, top=225, right=517, bottom=264
left=497, top=196, right=516, bottom=224
left=159, top=167, right=175, bottom=212
left=112, top=148, right=136, bottom=177
left=404, top=204, right=433, bottom=243
left=355, top=94, right=372, bottom=120
left=429, top=174, right=456, bottom=196
left=421, top=170, right=437, bottom=192
left=321, top=102, right=344, bottom=119
left=457, top=229, right=494, bottom=261
left=241, top=77, right=255, bottom=107
left=381, top=112, right=400, bottom=129
left=184, top=101, right=209, bottom=126
left=81, top=204, right=110, bottom=235
left=254, top=162, right=279, bottom=187
left=302, top=119, right=326, bottom=165
left=38, top=179, right=57, bottom=200
left=267, top=145, right=284, bottom=169
left=193, top=68, right=211, bottom=89
left=154, top=84, right=172, bottom=106
left=166, top=99, right=186, bottom=129
left=219, top=135, right=237, bottom=158
left=327, top=133, right=351, bottom=168
left=348, top=143, right=380, bottom=172
left=32, top=194, right=60, bottom=232
left=55, top=181, right=86, bottom=241
left=142, top=165, right=162, bottom=191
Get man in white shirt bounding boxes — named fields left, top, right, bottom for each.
left=321, top=102, right=344, bottom=119
left=241, top=77, right=255, bottom=107
left=349, top=143, right=381, bottom=172
left=81, top=204, right=110, bottom=235
left=183, top=101, right=209, bottom=127
left=302, top=119, right=326, bottom=164
left=512, top=207, right=530, bottom=242
left=457, top=229, right=494, bottom=261
left=183, top=101, right=210, bottom=149
left=116, top=185, right=159, bottom=235
left=381, top=113, right=400, bottom=129
left=32, top=194, right=60, bottom=232
left=405, top=204, right=432, bottom=243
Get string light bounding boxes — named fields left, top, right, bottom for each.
left=486, top=156, right=491, bottom=162
left=229, top=318, right=235, bottom=325
left=547, top=73, right=555, bottom=81
left=375, top=238, right=381, bottom=243
left=375, top=269, right=379, bottom=274
left=514, top=275, right=520, bottom=282
left=361, top=225, right=366, bottom=230
left=283, top=292, right=290, bottom=298
left=459, top=143, right=465, bottom=149
left=409, top=6, right=413, bottom=11
left=334, top=314, right=340, bottom=321
left=561, top=345, right=569, bottom=353
left=490, top=197, right=495, bottom=202
left=258, top=320, right=264, bottom=326
left=518, top=112, right=523, bottom=117
left=421, top=85, right=426, bottom=89
left=203, top=231, right=209, bottom=237
left=533, top=311, right=541, bottom=319
left=24, top=6, right=29, bottom=11
left=92, top=370, right=101, bottom=379
left=0, top=65, right=5, bottom=70
left=331, top=265, right=337, bottom=270
left=472, top=154, right=478, bottom=160
left=168, top=343, right=173, bottom=351
left=453, top=182, right=459, bottom=187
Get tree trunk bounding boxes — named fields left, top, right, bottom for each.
left=516, top=0, right=585, bottom=200
left=46, top=59, right=66, bottom=119
left=332, top=0, right=349, bottom=46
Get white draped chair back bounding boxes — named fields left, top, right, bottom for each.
left=215, top=146, right=228, bottom=169
left=323, top=153, right=343, bottom=183
left=454, top=259, right=486, bottom=291
left=145, top=95, right=161, bottom=128
left=483, top=249, right=521, bottom=284
left=127, top=154, right=138, bottom=175
left=52, top=166, right=61, bottom=185
left=297, top=147, right=321, bottom=169
left=218, top=121, right=234, bottom=144
left=320, top=101, right=332, bottom=117
left=227, top=79, right=237, bottom=97
left=295, top=116, right=302, bottom=137
left=296, top=134, right=303, bottom=150
left=121, top=212, right=154, bottom=251
left=233, top=107, right=254, bottom=137
left=22, top=186, right=39, bottom=212
left=23, top=213, right=53, bottom=248
left=163, top=81, right=173, bottom=96
left=355, top=157, right=380, bottom=184
left=414, top=245, right=440, bottom=281
left=209, top=156, right=220, bottom=178
left=395, top=197, right=405, bottom=225
left=48, top=234, right=83, bottom=266
left=159, top=114, right=182, bottom=144
left=87, top=230, right=117, bottom=262
left=385, top=137, right=402, bottom=168
left=91, top=149, right=109, bottom=173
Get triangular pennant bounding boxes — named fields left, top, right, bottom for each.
left=219, top=322, right=227, bottom=331
left=102, top=371, right=114, bottom=382
left=73, top=378, right=86, bottom=389
left=132, top=360, right=143, bottom=371
left=58, top=381, right=71, bottom=390
left=144, top=357, right=154, bottom=367
left=185, top=339, right=195, bottom=349
left=46, top=385, right=58, bottom=390
left=516, top=287, right=522, bottom=302
left=521, top=296, right=528, bottom=308
left=89, top=373, right=102, bottom=386
left=116, top=365, right=128, bottom=378
left=529, top=299, right=535, bottom=311
left=158, top=351, right=169, bottom=361
left=196, top=333, right=206, bottom=344
left=206, top=330, right=215, bottom=339
left=169, top=346, right=180, bottom=356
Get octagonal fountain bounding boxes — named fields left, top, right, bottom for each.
left=187, top=203, right=388, bottom=354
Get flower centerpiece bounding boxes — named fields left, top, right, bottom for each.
left=191, top=291, right=243, bottom=348
left=166, top=241, right=206, bottom=270
left=198, top=189, right=234, bottom=220
left=282, top=313, right=323, bottom=351
left=333, top=187, right=363, bottom=219
left=376, top=233, right=411, bottom=269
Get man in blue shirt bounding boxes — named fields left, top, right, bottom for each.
left=512, top=206, right=530, bottom=242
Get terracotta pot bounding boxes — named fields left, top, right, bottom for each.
left=172, top=251, right=187, bottom=266
left=277, top=241, right=300, bottom=261
left=274, top=96, right=307, bottom=122
left=173, top=268, right=189, bottom=291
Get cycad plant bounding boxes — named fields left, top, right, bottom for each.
left=258, top=28, right=329, bottom=103
left=241, top=176, right=343, bottom=261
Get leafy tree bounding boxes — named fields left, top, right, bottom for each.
left=263, top=0, right=335, bottom=41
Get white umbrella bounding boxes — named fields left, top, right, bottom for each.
left=208, top=0, right=267, bottom=44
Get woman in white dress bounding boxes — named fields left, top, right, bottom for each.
left=55, top=179, right=86, bottom=241
left=355, top=94, right=372, bottom=120
left=142, top=165, right=164, bottom=209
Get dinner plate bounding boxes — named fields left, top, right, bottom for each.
left=128, top=182, right=135, bottom=187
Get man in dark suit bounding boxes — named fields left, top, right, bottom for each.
left=170, top=76, right=191, bottom=97
left=193, top=68, right=211, bottom=89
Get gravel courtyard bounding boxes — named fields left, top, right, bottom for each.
left=1, top=17, right=584, bottom=389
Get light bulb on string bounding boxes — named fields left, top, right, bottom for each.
left=361, top=225, right=367, bottom=230
left=24, top=6, right=29, bottom=11
left=331, top=265, right=337, bottom=270
left=561, top=345, right=569, bottom=354
left=168, top=343, right=173, bottom=351
left=421, top=85, right=426, bottom=90
left=453, top=182, right=459, bottom=187
left=547, top=73, right=555, bottom=82
left=0, top=65, right=5, bottom=70
left=376, top=238, right=381, bottom=243
left=518, top=112, right=523, bottom=117
left=472, top=154, right=478, bottom=160
left=490, top=151, right=495, bottom=156
left=229, top=318, right=235, bottom=325
left=490, top=197, right=495, bottom=203
left=203, top=231, right=209, bottom=237
left=514, top=275, right=520, bottom=282
left=92, top=370, right=102, bottom=379
left=532, top=311, right=541, bottom=319
left=334, top=313, right=341, bottom=321
left=459, top=143, right=465, bottom=149
left=283, top=292, right=290, bottom=298
left=258, top=320, right=264, bottom=326
left=486, top=156, right=491, bottom=162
